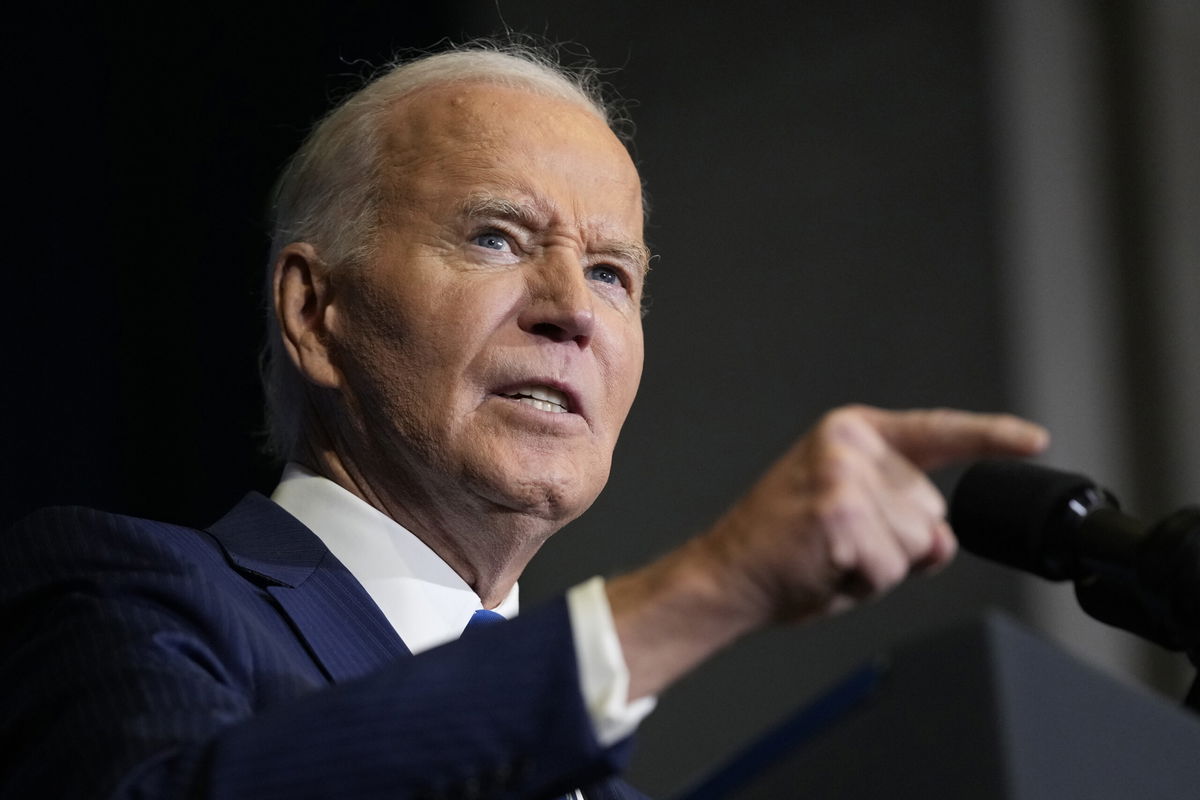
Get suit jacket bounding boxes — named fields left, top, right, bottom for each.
left=0, top=493, right=649, bottom=800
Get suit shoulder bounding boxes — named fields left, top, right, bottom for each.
left=2, top=504, right=232, bottom=591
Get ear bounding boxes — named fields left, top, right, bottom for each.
left=273, top=243, right=342, bottom=389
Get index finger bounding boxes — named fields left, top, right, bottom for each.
left=856, top=407, right=1050, bottom=471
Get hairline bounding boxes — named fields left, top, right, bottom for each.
left=261, top=45, right=642, bottom=460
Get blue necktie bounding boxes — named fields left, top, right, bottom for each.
left=464, top=608, right=506, bottom=634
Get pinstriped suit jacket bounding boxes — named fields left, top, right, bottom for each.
left=0, top=493, right=649, bottom=800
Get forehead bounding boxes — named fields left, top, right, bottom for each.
left=378, top=82, right=645, bottom=238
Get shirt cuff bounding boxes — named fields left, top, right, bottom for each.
left=566, top=576, right=657, bottom=747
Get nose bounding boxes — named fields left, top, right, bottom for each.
left=517, top=256, right=595, bottom=346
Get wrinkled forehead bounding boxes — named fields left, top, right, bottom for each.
left=382, top=77, right=613, bottom=149
left=376, top=82, right=644, bottom=221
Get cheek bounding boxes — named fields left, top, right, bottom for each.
left=601, top=326, right=645, bottom=420
left=426, top=288, right=513, bottom=362
left=367, top=277, right=497, bottom=361
left=442, top=276, right=524, bottom=332
left=330, top=288, right=444, bottom=410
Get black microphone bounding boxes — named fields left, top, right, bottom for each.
left=949, top=460, right=1200, bottom=654
left=948, top=460, right=1138, bottom=583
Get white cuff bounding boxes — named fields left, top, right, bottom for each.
left=566, top=576, right=657, bottom=746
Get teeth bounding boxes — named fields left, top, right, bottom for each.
left=521, top=397, right=567, bottom=413
left=504, top=385, right=569, bottom=413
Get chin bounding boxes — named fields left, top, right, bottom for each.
left=466, top=457, right=609, bottom=524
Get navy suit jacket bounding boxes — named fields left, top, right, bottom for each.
left=0, top=493, right=649, bottom=800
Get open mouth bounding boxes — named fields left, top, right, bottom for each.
left=499, top=385, right=570, bottom=414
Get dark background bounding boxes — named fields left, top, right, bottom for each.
left=6, top=2, right=461, bottom=526
left=5, top=2, right=1007, bottom=532
left=8, top=1, right=1184, bottom=795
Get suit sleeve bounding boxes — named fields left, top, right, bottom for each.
left=0, top=507, right=639, bottom=800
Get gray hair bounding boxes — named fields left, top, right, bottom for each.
left=260, top=41, right=633, bottom=460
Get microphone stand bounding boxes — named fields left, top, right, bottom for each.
left=1069, top=506, right=1200, bottom=712
left=949, top=460, right=1200, bottom=714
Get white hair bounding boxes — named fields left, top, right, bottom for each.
left=260, top=42, right=632, bottom=459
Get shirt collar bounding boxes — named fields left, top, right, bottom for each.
left=270, top=463, right=519, bottom=654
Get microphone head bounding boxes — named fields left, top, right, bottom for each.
left=949, top=460, right=1100, bottom=580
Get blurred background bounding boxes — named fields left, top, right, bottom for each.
left=5, top=1, right=1198, bottom=794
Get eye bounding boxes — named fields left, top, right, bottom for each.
left=586, top=264, right=623, bottom=286
left=471, top=230, right=512, bottom=252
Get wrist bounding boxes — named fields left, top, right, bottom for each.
left=606, top=534, right=766, bottom=699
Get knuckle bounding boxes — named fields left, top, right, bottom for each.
left=812, top=484, right=865, bottom=533
left=876, top=556, right=909, bottom=588
left=816, top=444, right=858, bottom=486
left=927, top=490, right=948, bottom=520
left=910, top=482, right=946, bottom=519
left=820, top=406, right=870, bottom=441
left=859, top=548, right=908, bottom=591
left=825, top=534, right=858, bottom=573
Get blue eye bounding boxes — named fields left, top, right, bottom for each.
left=587, top=265, right=622, bottom=286
left=472, top=231, right=511, bottom=251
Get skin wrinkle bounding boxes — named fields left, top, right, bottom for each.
left=282, top=82, right=645, bottom=606
left=267, top=59, right=1055, bottom=705
left=457, top=193, right=652, bottom=281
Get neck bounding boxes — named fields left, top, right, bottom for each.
left=294, top=440, right=554, bottom=609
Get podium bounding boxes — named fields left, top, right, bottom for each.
left=681, top=613, right=1200, bottom=799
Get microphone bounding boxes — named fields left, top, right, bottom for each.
left=948, top=460, right=1136, bottom=583
left=949, top=460, right=1200, bottom=654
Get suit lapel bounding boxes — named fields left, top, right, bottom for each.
left=205, top=493, right=410, bottom=682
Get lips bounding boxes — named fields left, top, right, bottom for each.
left=498, top=385, right=571, bottom=414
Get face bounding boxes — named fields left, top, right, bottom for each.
left=322, top=82, right=647, bottom=527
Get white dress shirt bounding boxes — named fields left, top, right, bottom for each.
left=270, top=464, right=654, bottom=745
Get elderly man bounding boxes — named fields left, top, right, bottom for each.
left=1, top=45, right=1047, bottom=799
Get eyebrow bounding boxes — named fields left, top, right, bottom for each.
left=458, top=193, right=652, bottom=277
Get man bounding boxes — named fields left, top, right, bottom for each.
left=0, top=44, right=1047, bottom=798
